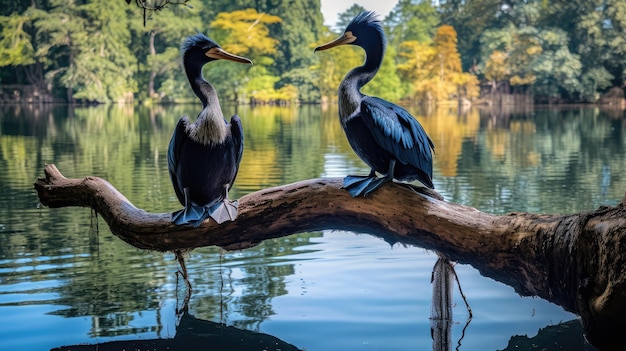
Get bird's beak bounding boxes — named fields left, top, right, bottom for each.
left=206, top=47, right=253, bottom=64
left=314, top=31, right=357, bottom=52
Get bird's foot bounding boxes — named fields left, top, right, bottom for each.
left=208, top=200, right=239, bottom=224
left=172, top=205, right=210, bottom=227
left=343, top=175, right=390, bottom=197
left=172, top=200, right=238, bottom=227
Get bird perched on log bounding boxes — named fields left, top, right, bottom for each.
left=315, top=11, right=435, bottom=197
left=168, top=33, right=252, bottom=227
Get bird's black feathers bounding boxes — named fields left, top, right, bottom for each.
left=181, top=32, right=219, bottom=57
left=346, top=11, right=386, bottom=51
left=347, top=11, right=381, bottom=32
left=315, top=11, right=435, bottom=196
left=168, top=33, right=248, bottom=226
left=361, top=97, right=434, bottom=187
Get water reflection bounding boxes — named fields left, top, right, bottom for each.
left=52, top=310, right=303, bottom=351
left=0, top=103, right=620, bottom=350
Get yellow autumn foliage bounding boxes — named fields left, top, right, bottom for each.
left=210, top=9, right=281, bottom=57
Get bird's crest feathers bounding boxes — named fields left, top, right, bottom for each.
left=345, top=11, right=386, bottom=50
left=181, top=32, right=219, bottom=58
left=348, top=11, right=380, bottom=28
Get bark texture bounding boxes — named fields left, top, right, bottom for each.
left=34, top=164, right=626, bottom=349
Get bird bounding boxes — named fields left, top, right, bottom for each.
left=168, top=33, right=252, bottom=227
left=314, top=11, right=434, bottom=197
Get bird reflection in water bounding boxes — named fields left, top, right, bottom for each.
left=51, top=310, right=303, bottom=351
left=315, top=11, right=435, bottom=197
left=431, top=256, right=472, bottom=351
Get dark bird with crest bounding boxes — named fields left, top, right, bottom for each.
left=315, top=11, right=434, bottom=197
left=168, top=33, right=252, bottom=227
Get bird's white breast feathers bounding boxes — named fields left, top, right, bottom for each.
left=186, top=114, right=228, bottom=145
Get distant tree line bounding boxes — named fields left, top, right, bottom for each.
left=0, top=0, right=624, bottom=105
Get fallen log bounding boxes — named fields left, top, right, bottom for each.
left=34, top=164, right=626, bottom=350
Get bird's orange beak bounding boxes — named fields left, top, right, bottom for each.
left=206, top=47, right=252, bottom=64
left=314, top=31, right=357, bottom=52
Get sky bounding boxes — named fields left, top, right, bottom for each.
left=320, top=0, right=399, bottom=28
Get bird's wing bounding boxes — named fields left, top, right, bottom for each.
left=229, top=115, right=244, bottom=190
left=168, top=116, right=189, bottom=204
left=360, top=96, right=434, bottom=173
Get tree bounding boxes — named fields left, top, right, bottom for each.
left=432, top=25, right=462, bottom=82
left=483, top=50, right=509, bottom=94
left=28, top=0, right=138, bottom=103
left=208, top=8, right=284, bottom=103
left=397, top=40, right=435, bottom=102
left=532, top=28, right=581, bottom=101
left=504, top=27, right=541, bottom=92
left=336, top=3, right=367, bottom=29
left=580, top=67, right=614, bottom=102
left=28, top=0, right=88, bottom=102
left=131, top=2, right=202, bottom=101
left=210, top=9, right=281, bottom=57
left=267, top=0, right=325, bottom=103
left=540, top=0, right=626, bottom=93
left=76, top=0, right=138, bottom=103
left=395, top=25, right=477, bottom=104
left=0, top=11, right=47, bottom=94
left=438, top=0, right=502, bottom=71
left=0, top=14, right=35, bottom=67
left=428, top=25, right=469, bottom=102
left=385, top=0, right=439, bottom=47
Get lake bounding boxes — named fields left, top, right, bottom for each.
left=1, top=103, right=623, bottom=350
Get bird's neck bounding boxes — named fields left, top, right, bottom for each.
left=338, top=45, right=383, bottom=121
left=184, top=61, right=227, bottom=145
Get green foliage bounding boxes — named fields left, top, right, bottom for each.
left=580, top=67, right=614, bottom=102
left=438, top=0, right=502, bottom=71
left=24, top=0, right=138, bottom=103
left=267, top=0, right=324, bottom=103
left=132, top=0, right=202, bottom=102
left=0, top=14, right=35, bottom=67
left=1, top=0, right=625, bottom=104
left=531, top=28, right=582, bottom=99
left=385, top=0, right=439, bottom=46
left=336, top=4, right=367, bottom=29
left=362, top=44, right=405, bottom=101
left=312, top=28, right=362, bottom=101
left=472, top=0, right=626, bottom=101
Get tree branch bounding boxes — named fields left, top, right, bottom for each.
left=34, top=164, right=626, bottom=349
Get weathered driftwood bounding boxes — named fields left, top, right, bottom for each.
left=34, top=164, right=626, bottom=349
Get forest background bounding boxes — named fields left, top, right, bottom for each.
left=0, top=0, right=625, bottom=106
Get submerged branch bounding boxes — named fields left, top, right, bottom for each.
left=34, top=164, right=626, bottom=349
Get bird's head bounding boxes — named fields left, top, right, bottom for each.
left=314, top=11, right=386, bottom=54
left=181, top=33, right=252, bottom=66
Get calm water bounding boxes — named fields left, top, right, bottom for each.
left=1, top=103, right=624, bottom=350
